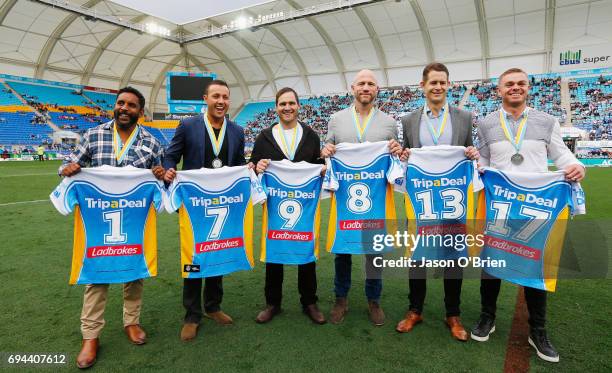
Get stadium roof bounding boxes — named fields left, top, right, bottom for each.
left=0, top=0, right=610, bottom=114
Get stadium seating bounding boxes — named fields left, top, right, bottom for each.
left=569, top=75, right=611, bottom=140
left=82, top=90, right=116, bottom=111
left=0, top=112, right=53, bottom=145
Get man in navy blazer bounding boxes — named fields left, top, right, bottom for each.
left=163, top=80, right=246, bottom=341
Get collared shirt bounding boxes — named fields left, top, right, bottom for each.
left=418, top=104, right=453, bottom=146
left=500, top=106, right=529, bottom=136
left=477, top=107, right=582, bottom=172
left=58, top=120, right=163, bottom=175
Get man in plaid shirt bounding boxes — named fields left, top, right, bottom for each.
left=59, top=86, right=165, bottom=369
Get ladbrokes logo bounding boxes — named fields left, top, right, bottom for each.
left=493, top=185, right=558, bottom=208
left=267, top=188, right=316, bottom=199
left=412, top=176, right=466, bottom=188
left=336, top=170, right=384, bottom=181
left=85, top=198, right=146, bottom=209
left=189, top=194, right=243, bottom=207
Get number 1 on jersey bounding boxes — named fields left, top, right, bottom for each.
left=103, top=210, right=127, bottom=244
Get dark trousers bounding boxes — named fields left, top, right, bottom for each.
left=409, top=261, right=463, bottom=317
left=334, top=254, right=382, bottom=301
left=480, top=271, right=547, bottom=329
left=265, top=262, right=318, bottom=307
left=183, top=276, right=223, bottom=324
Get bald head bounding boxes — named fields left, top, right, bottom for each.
left=351, top=69, right=378, bottom=106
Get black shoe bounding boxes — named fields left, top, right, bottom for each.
left=528, top=328, right=559, bottom=363
left=470, top=313, right=496, bottom=342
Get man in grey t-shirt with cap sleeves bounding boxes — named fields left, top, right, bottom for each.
left=321, top=69, right=402, bottom=326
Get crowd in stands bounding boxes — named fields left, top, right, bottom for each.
left=570, top=75, right=612, bottom=140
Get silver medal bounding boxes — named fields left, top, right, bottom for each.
left=511, top=153, right=524, bottom=165
left=212, top=158, right=223, bottom=169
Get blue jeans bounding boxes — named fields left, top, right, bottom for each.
left=334, top=254, right=382, bottom=302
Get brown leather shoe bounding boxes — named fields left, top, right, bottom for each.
left=368, top=301, right=385, bottom=326
left=180, top=323, right=199, bottom=341
left=329, top=297, right=348, bottom=324
left=395, top=311, right=423, bottom=333
left=446, top=316, right=468, bottom=341
left=205, top=310, right=233, bottom=325
left=76, top=338, right=98, bottom=369
left=303, top=304, right=326, bottom=325
left=256, top=305, right=281, bottom=324
left=125, top=324, right=146, bottom=345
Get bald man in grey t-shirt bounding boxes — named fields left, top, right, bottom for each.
left=321, top=69, right=402, bottom=326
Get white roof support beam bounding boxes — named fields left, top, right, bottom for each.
left=354, top=7, right=389, bottom=87
left=286, top=0, right=347, bottom=91
left=149, top=51, right=185, bottom=114
left=200, top=41, right=251, bottom=101
left=81, top=14, right=148, bottom=86
left=544, top=0, right=556, bottom=72
left=0, top=0, right=18, bottom=24
left=208, top=20, right=277, bottom=94
left=35, top=0, right=102, bottom=79
left=474, top=0, right=490, bottom=79
left=409, top=0, right=434, bottom=63
left=120, top=39, right=163, bottom=87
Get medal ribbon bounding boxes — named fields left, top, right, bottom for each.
left=275, top=124, right=298, bottom=160
left=112, top=122, right=139, bottom=164
left=352, top=106, right=374, bottom=142
left=423, top=103, right=449, bottom=145
left=204, top=111, right=226, bottom=157
left=499, top=109, right=528, bottom=154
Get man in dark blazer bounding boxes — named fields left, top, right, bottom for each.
left=396, top=63, right=479, bottom=341
left=249, top=87, right=326, bottom=325
left=163, top=80, right=246, bottom=341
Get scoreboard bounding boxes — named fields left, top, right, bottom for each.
left=166, top=72, right=216, bottom=113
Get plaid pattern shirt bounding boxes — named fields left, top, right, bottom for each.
left=59, top=121, right=163, bottom=174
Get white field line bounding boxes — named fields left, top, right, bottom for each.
left=0, top=199, right=48, bottom=207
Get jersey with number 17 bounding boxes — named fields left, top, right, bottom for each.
left=165, top=166, right=266, bottom=278
left=323, top=141, right=403, bottom=254
left=478, top=168, right=586, bottom=291
left=50, top=165, right=164, bottom=285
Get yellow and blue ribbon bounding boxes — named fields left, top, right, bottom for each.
left=112, top=122, right=139, bottom=164
left=275, top=124, right=298, bottom=160
left=499, top=109, right=529, bottom=153
left=423, top=103, right=449, bottom=145
left=352, top=106, right=374, bottom=143
left=204, top=110, right=227, bottom=157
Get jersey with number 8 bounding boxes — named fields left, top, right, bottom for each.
left=323, top=141, right=403, bottom=254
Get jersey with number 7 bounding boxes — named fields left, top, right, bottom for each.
left=165, top=166, right=266, bottom=278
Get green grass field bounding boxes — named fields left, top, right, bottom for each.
left=0, top=161, right=610, bottom=372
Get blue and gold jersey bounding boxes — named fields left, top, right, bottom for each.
left=259, top=160, right=324, bottom=265
left=323, top=141, right=403, bottom=254
left=166, top=166, right=266, bottom=278
left=50, top=166, right=163, bottom=285
left=477, top=168, right=586, bottom=291
left=400, top=145, right=482, bottom=260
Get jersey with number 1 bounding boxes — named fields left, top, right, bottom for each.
left=401, top=145, right=481, bottom=260
left=260, top=160, right=324, bottom=265
left=166, top=166, right=266, bottom=278
left=477, top=168, right=586, bottom=291
left=50, top=165, right=164, bottom=285
left=323, top=141, right=403, bottom=254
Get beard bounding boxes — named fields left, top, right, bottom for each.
left=113, top=109, right=139, bottom=129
